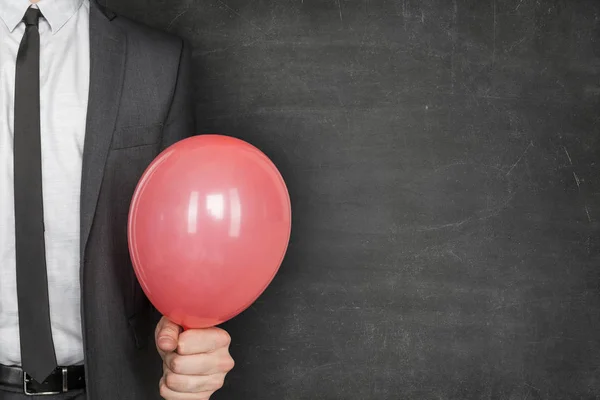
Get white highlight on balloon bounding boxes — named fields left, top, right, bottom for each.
left=187, top=191, right=199, bottom=234
left=207, top=193, right=225, bottom=220
left=229, top=188, right=241, bottom=238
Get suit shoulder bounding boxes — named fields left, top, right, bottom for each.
left=109, top=12, right=186, bottom=57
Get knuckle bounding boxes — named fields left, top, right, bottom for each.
left=221, top=355, right=235, bottom=372
left=177, top=339, right=187, bottom=355
left=211, top=375, right=225, bottom=390
left=218, top=330, right=232, bottom=347
left=159, top=381, right=170, bottom=398
left=164, top=372, right=179, bottom=389
left=169, top=355, right=182, bottom=373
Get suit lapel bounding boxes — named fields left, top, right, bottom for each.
left=80, top=1, right=126, bottom=259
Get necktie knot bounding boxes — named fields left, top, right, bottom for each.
left=23, top=8, right=42, bottom=27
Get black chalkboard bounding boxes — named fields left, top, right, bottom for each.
left=106, top=0, right=600, bottom=398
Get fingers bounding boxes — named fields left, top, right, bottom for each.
left=163, top=367, right=227, bottom=393
left=159, top=376, right=214, bottom=400
left=156, top=317, right=183, bottom=355
left=164, top=347, right=235, bottom=376
left=177, top=327, right=231, bottom=355
left=155, top=321, right=234, bottom=399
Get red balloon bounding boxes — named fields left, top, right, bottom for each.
left=128, top=135, right=291, bottom=329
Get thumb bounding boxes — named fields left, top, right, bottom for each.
left=156, top=317, right=182, bottom=353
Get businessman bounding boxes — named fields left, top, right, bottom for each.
left=0, top=0, right=234, bottom=398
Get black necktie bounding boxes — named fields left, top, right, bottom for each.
left=14, top=7, right=58, bottom=384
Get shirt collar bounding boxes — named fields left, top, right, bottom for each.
left=0, top=0, right=84, bottom=34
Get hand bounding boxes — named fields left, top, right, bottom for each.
left=155, top=317, right=235, bottom=399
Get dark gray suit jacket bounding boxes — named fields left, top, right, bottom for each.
left=80, top=2, right=193, bottom=398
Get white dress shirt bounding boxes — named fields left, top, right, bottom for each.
left=0, top=0, right=90, bottom=366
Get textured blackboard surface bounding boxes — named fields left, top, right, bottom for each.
left=105, top=0, right=600, bottom=398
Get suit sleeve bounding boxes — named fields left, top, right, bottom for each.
left=160, top=39, right=196, bottom=149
